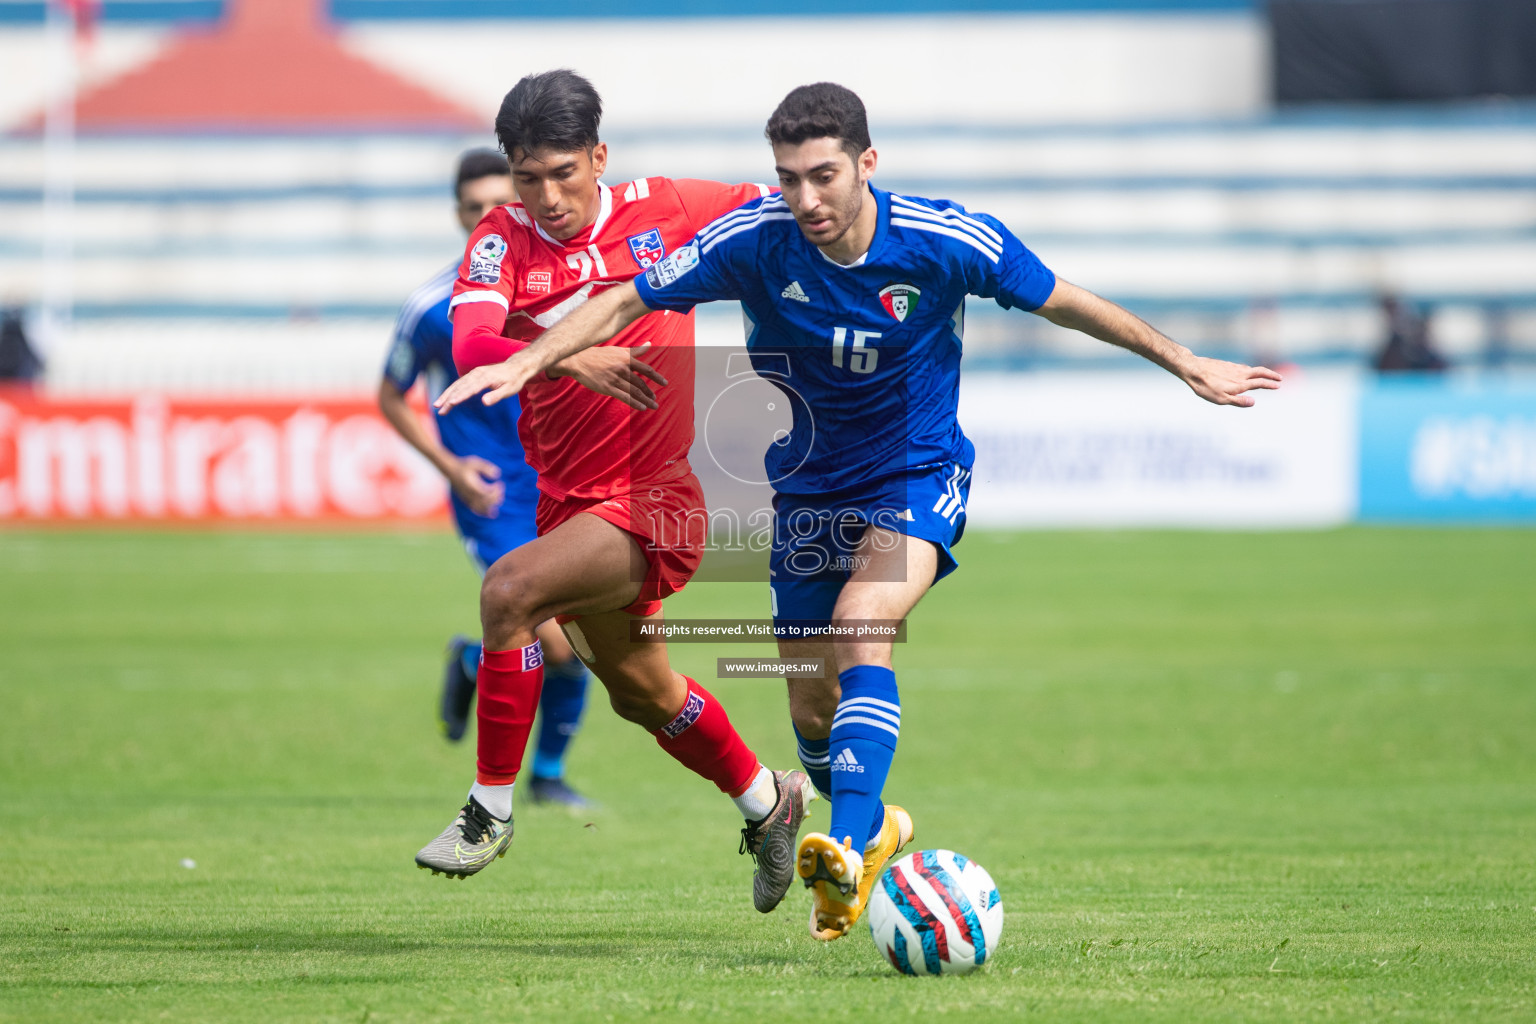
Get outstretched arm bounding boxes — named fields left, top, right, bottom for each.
left=1035, top=279, right=1282, bottom=407
left=439, top=282, right=656, bottom=413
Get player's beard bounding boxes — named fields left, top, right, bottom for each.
left=799, top=183, right=866, bottom=251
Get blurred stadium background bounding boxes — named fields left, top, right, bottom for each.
left=2, top=0, right=1533, bottom=528
left=3, top=5, right=1535, bottom=1020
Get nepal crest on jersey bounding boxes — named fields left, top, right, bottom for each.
left=879, top=282, right=921, bottom=322
left=627, top=228, right=666, bottom=268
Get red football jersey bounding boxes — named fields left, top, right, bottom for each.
left=449, top=177, right=768, bottom=501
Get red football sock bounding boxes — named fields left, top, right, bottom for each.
left=652, top=677, right=761, bottom=796
left=475, top=642, right=544, bottom=786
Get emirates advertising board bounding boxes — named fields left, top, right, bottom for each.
left=0, top=392, right=444, bottom=524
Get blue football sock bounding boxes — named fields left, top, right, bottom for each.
left=460, top=641, right=483, bottom=683
left=827, top=665, right=900, bottom=853
left=531, top=656, right=588, bottom=780
left=794, top=724, right=831, bottom=800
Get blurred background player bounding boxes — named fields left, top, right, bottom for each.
left=438, top=81, right=1281, bottom=942
left=417, top=71, right=813, bottom=913
left=378, top=148, right=592, bottom=810
left=0, top=303, right=43, bottom=385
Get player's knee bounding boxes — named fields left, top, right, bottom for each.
left=607, top=687, right=672, bottom=732
left=787, top=682, right=839, bottom=735
left=479, top=558, right=543, bottom=633
left=830, top=597, right=880, bottom=626
left=792, top=704, right=834, bottom=737
left=830, top=603, right=900, bottom=656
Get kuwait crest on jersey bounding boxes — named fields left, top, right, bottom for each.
left=879, top=282, right=921, bottom=322
left=627, top=228, right=666, bottom=268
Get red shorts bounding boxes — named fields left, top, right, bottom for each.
left=536, top=472, right=708, bottom=618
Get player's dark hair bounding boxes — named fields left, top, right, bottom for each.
left=494, top=69, right=602, bottom=160
left=454, top=148, right=510, bottom=199
left=765, top=82, right=872, bottom=164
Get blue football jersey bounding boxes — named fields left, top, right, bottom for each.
left=383, top=263, right=539, bottom=518
left=633, top=186, right=1056, bottom=494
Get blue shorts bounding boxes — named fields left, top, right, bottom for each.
left=454, top=494, right=540, bottom=577
left=769, top=460, right=972, bottom=627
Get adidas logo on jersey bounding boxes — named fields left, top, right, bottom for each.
left=781, top=281, right=810, bottom=302
left=831, top=748, right=864, bottom=773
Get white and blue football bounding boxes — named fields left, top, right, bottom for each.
left=866, top=849, right=1003, bottom=975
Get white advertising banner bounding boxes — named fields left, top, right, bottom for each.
left=959, top=370, right=1359, bottom=528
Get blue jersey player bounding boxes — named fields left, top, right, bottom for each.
left=435, top=85, right=1283, bottom=937
left=378, top=149, right=593, bottom=810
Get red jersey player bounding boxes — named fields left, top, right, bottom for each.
left=413, top=70, right=815, bottom=916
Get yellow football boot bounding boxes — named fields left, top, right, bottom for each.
left=796, top=806, right=914, bottom=941
left=854, top=804, right=915, bottom=920
left=797, top=832, right=862, bottom=941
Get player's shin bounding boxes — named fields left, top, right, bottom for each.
left=461, top=641, right=482, bottom=683
left=472, top=641, right=546, bottom=820
left=650, top=677, right=765, bottom=813
left=794, top=724, right=832, bottom=800
left=826, top=665, right=900, bottom=851
left=531, top=657, right=588, bottom=780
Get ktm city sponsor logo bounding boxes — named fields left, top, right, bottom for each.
left=0, top=394, right=444, bottom=522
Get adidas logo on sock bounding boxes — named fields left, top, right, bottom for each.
left=830, top=748, right=864, bottom=773
left=780, top=281, right=809, bottom=302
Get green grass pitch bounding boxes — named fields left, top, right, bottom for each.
left=1, top=527, right=1533, bottom=1022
